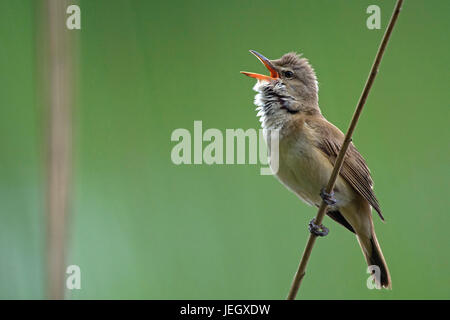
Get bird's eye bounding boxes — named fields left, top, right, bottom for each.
left=283, top=70, right=294, bottom=78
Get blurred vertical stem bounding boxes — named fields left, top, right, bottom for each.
left=40, top=0, right=77, bottom=299
left=286, top=0, right=403, bottom=300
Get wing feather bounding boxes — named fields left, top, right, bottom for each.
left=308, top=118, right=384, bottom=220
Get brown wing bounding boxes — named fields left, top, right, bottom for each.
left=308, top=118, right=384, bottom=220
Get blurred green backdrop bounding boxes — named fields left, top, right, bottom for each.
left=0, top=0, right=449, bottom=299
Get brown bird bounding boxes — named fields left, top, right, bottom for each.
left=241, top=50, right=391, bottom=288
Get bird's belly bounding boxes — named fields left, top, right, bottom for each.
left=270, top=136, right=353, bottom=208
left=275, top=149, right=323, bottom=206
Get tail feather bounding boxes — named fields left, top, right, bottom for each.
left=357, top=232, right=391, bottom=289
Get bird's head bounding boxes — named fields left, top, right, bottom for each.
left=241, top=51, right=320, bottom=129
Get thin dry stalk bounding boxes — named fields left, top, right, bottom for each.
left=287, top=0, right=404, bottom=300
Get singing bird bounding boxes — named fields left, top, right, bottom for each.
left=241, top=50, right=391, bottom=288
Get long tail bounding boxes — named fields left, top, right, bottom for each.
left=357, top=230, right=392, bottom=289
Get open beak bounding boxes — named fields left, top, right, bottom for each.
left=241, top=50, right=279, bottom=81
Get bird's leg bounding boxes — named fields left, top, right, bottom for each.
left=320, top=188, right=337, bottom=206
left=308, top=218, right=329, bottom=237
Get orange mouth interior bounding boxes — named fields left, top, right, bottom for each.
left=241, top=50, right=279, bottom=81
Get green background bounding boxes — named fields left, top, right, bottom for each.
left=0, top=0, right=449, bottom=299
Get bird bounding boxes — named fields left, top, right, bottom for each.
left=241, top=50, right=391, bottom=289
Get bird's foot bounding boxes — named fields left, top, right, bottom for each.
left=308, top=218, right=329, bottom=237
left=320, top=188, right=337, bottom=206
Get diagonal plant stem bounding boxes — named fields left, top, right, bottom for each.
left=286, top=0, right=404, bottom=300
